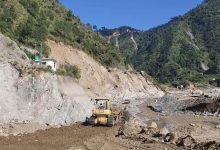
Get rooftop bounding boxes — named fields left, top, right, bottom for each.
left=41, top=58, right=57, bottom=62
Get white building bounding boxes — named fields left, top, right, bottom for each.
left=41, top=58, right=57, bottom=71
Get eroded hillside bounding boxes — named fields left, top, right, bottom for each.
left=0, top=0, right=125, bottom=67
left=99, top=0, right=220, bottom=85
left=48, top=40, right=163, bottom=100
left=0, top=33, right=163, bottom=135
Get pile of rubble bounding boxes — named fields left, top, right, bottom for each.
left=149, top=89, right=220, bottom=116
left=116, top=118, right=220, bottom=150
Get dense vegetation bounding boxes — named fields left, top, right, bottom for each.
left=100, top=0, right=220, bottom=85
left=56, top=64, right=81, bottom=79
left=98, top=26, right=140, bottom=63
left=0, top=0, right=125, bottom=67
left=135, top=0, right=220, bottom=84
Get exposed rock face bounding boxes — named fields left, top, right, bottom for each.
left=0, top=33, right=163, bottom=133
left=0, top=34, right=93, bottom=127
left=15, top=75, right=93, bottom=126
left=0, top=63, right=21, bottom=122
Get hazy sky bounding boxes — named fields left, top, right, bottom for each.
left=59, top=0, right=203, bottom=30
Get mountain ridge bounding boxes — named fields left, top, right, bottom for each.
left=99, top=0, right=220, bottom=85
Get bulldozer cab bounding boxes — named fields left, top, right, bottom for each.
left=94, top=99, right=110, bottom=110
left=87, top=98, right=120, bottom=126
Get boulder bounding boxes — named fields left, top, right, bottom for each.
left=192, top=90, right=204, bottom=97
left=176, top=135, right=196, bottom=148
left=159, top=127, right=169, bottom=135
left=215, top=124, right=220, bottom=129
left=150, top=122, right=158, bottom=129
left=164, top=133, right=175, bottom=142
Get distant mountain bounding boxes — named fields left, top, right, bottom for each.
left=0, top=0, right=125, bottom=67
left=99, top=0, right=220, bottom=85
left=98, top=26, right=140, bottom=63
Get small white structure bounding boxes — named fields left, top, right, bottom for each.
left=41, top=58, right=57, bottom=71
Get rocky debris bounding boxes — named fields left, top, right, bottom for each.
left=194, top=141, right=220, bottom=150
left=116, top=112, right=220, bottom=150
left=216, top=124, right=220, bottom=129
left=115, top=118, right=180, bottom=149
left=159, top=127, right=170, bottom=136
left=122, top=118, right=144, bottom=136
left=176, top=135, right=220, bottom=150
left=150, top=122, right=158, bottom=129
left=116, top=90, right=220, bottom=149
left=149, top=93, right=179, bottom=113
left=185, top=97, right=220, bottom=115
left=190, top=123, right=196, bottom=127
left=121, top=118, right=171, bottom=141
left=163, top=133, right=175, bottom=142
left=192, top=90, right=204, bottom=97
left=149, top=91, right=220, bottom=116
left=176, top=135, right=196, bottom=148
left=204, top=88, right=220, bottom=98
left=116, top=127, right=125, bottom=137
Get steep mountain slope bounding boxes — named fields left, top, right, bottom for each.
left=0, top=33, right=93, bottom=133
left=134, top=0, right=220, bottom=84
left=0, top=32, right=163, bottom=135
left=0, top=0, right=164, bottom=135
left=100, top=0, right=220, bottom=85
left=98, top=26, right=140, bottom=63
left=0, top=0, right=125, bottom=67
left=47, top=40, right=163, bottom=100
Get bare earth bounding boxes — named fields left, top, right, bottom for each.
left=0, top=98, right=220, bottom=150
left=0, top=124, right=119, bottom=150
left=0, top=123, right=180, bottom=150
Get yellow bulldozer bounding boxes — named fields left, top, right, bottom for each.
left=86, top=98, right=120, bottom=126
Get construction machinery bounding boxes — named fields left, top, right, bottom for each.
left=86, top=98, right=120, bottom=126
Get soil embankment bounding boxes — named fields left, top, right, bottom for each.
left=0, top=33, right=163, bottom=136
left=48, top=40, right=163, bottom=100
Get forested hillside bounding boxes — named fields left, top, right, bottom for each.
left=100, top=0, right=220, bottom=85
left=134, top=0, right=220, bottom=84
left=98, top=26, right=140, bottom=63
left=0, top=0, right=125, bottom=67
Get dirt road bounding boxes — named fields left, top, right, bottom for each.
left=0, top=119, right=178, bottom=150
left=1, top=96, right=220, bottom=150
left=0, top=124, right=123, bottom=150
left=0, top=122, right=180, bottom=150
